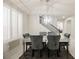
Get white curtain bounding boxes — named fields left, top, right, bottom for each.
left=3, top=6, right=11, bottom=40
left=17, top=12, right=23, bottom=38
left=3, top=5, right=23, bottom=40
left=11, top=8, right=18, bottom=39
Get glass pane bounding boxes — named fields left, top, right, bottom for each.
left=7, top=7, right=11, bottom=39
left=3, top=6, right=11, bottom=40
left=3, top=6, right=8, bottom=40
left=17, top=12, right=23, bottom=38
left=11, top=8, right=18, bottom=38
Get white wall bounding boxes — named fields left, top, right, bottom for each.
left=63, top=16, right=75, bottom=57
left=23, top=13, right=29, bottom=33
left=28, top=15, right=49, bottom=33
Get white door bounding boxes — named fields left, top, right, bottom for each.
left=67, top=20, right=71, bottom=34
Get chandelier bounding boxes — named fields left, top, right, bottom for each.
left=40, top=0, right=56, bottom=15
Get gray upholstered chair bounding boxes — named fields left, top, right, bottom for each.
left=23, top=33, right=30, bottom=52
left=47, top=35, right=60, bottom=57
left=39, top=32, right=47, bottom=49
left=30, top=35, right=43, bottom=57
left=64, top=33, right=70, bottom=38
left=23, top=33, right=30, bottom=38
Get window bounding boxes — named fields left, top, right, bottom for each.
left=3, top=5, right=11, bottom=40
left=3, top=5, right=23, bottom=40
left=17, top=12, right=23, bottom=38
left=11, top=8, right=18, bottom=38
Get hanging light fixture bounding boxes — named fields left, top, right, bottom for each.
left=41, top=0, right=57, bottom=14
left=40, top=0, right=56, bottom=24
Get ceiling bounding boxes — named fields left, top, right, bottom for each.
left=4, top=0, right=75, bottom=20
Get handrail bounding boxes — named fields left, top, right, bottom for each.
left=48, top=23, right=61, bottom=33
left=40, top=16, right=62, bottom=34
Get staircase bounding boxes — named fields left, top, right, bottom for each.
left=40, top=16, right=60, bottom=35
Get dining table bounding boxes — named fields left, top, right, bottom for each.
left=23, top=34, right=69, bottom=54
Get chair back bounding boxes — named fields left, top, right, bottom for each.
left=48, top=32, right=57, bottom=35
left=23, top=33, right=30, bottom=38
left=64, top=33, right=70, bottom=38
left=40, top=32, right=47, bottom=36
left=47, top=35, right=60, bottom=50
left=30, top=35, right=43, bottom=49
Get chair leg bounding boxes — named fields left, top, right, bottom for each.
left=57, top=50, right=60, bottom=57
left=48, top=49, right=50, bottom=57
left=59, top=45, right=61, bottom=52
left=40, top=50, right=42, bottom=57
left=32, top=50, right=34, bottom=57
